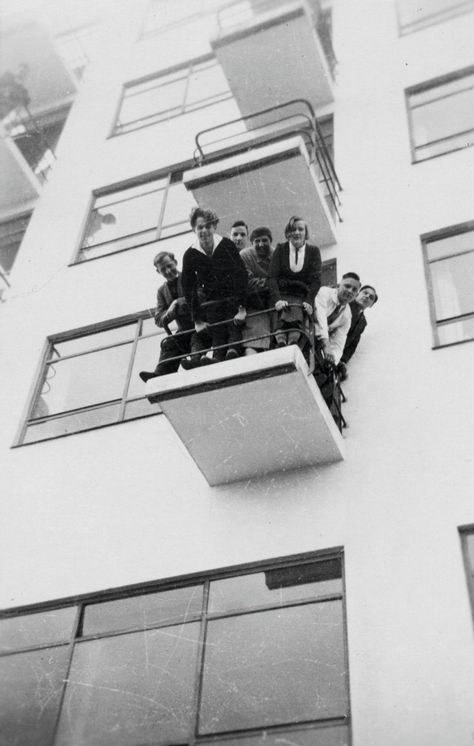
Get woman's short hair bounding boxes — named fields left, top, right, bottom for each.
left=190, top=207, right=219, bottom=229
left=284, top=215, right=309, bottom=240
left=250, top=226, right=272, bottom=243
left=154, top=251, right=176, bottom=267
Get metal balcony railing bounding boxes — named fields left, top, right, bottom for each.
left=193, top=99, right=342, bottom=222
left=149, top=301, right=346, bottom=432
left=216, top=0, right=337, bottom=77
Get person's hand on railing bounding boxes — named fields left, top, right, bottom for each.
left=233, top=306, right=247, bottom=327
left=336, top=362, right=348, bottom=381
left=302, top=301, right=313, bottom=316
left=275, top=300, right=289, bottom=312
left=194, top=320, right=209, bottom=335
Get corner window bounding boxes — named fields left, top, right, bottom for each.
left=114, top=57, right=232, bottom=136
left=397, top=0, right=474, bottom=33
left=0, top=551, right=350, bottom=745
left=76, top=172, right=196, bottom=262
left=406, top=68, right=474, bottom=162
left=0, top=213, right=31, bottom=295
left=422, top=222, right=474, bottom=347
left=18, top=314, right=165, bottom=445
left=7, top=105, right=70, bottom=182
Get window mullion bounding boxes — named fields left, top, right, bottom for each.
left=156, top=173, right=171, bottom=239
left=182, top=64, right=192, bottom=114
left=191, top=579, right=210, bottom=742
left=50, top=603, right=82, bottom=745
left=118, top=319, right=141, bottom=421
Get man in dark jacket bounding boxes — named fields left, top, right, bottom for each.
left=139, top=251, right=207, bottom=381
left=181, top=207, right=248, bottom=364
left=338, top=284, right=378, bottom=380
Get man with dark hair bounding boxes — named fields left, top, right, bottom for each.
left=314, top=272, right=361, bottom=365
left=181, top=207, right=248, bottom=364
left=337, top=284, right=378, bottom=380
left=230, top=220, right=249, bottom=251
left=138, top=251, right=206, bottom=382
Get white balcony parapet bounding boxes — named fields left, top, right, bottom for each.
left=146, top=345, right=345, bottom=486
left=211, top=0, right=334, bottom=116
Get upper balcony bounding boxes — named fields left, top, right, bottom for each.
left=0, top=20, right=76, bottom=213
left=211, top=0, right=335, bottom=116
left=183, top=100, right=341, bottom=248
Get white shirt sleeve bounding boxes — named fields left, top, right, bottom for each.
left=314, top=287, right=331, bottom=341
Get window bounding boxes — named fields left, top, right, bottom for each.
left=0, top=551, right=350, bottom=746
left=397, top=0, right=474, bottom=33
left=422, top=222, right=474, bottom=347
left=77, top=172, right=196, bottom=262
left=114, top=57, right=232, bottom=135
left=406, top=68, right=474, bottom=162
left=0, top=213, right=31, bottom=295
left=18, top=314, right=165, bottom=445
left=8, top=106, right=70, bottom=182
left=460, top=527, right=474, bottom=623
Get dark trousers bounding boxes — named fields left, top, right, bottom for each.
left=154, top=330, right=208, bottom=375
left=206, top=299, right=243, bottom=362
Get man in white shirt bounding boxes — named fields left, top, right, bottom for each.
left=314, top=272, right=361, bottom=365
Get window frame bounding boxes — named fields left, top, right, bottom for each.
left=14, top=310, right=166, bottom=447
left=460, top=526, right=474, bottom=626
left=421, top=220, right=474, bottom=349
left=72, top=165, right=195, bottom=264
left=405, top=66, right=474, bottom=164
left=0, top=210, right=32, bottom=281
left=110, top=54, right=233, bottom=138
left=397, top=0, right=474, bottom=35
left=0, top=548, right=351, bottom=745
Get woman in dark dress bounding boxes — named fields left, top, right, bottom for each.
left=269, top=216, right=322, bottom=347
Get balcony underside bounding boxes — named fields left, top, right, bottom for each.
left=211, top=2, right=333, bottom=116
left=0, top=138, right=38, bottom=213
left=146, top=346, right=344, bottom=486
left=183, top=135, right=336, bottom=247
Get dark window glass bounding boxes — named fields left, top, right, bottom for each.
left=77, top=176, right=196, bottom=262
left=55, top=623, right=200, bottom=746
left=0, top=646, right=70, bottom=746
left=423, top=224, right=474, bottom=346
left=0, top=607, right=77, bottom=653
left=209, top=559, right=342, bottom=614
left=408, top=69, right=474, bottom=161
left=115, top=59, right=231, bottom=135
left=199, top=601, right=348, bottom=733
left=82, top=585, right=204, bottom=636
left=0, top=213, right=31, bottom=277
left=12, top=109, right=69, bottom=182
left=398, top=0, right=474, bottom=32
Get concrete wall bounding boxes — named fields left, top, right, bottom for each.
left=1, top=1, right=473, bottom=744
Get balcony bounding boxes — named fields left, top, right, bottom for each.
left=211, top=0, right=335, bottom=116
left=146, top=311, right=345, bottom=486
left=183, top=100, right=341, bottom=248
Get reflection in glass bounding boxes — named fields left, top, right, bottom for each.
left=200, top=601, right=348, bottom=733
left=0, top=646, right=70, bottom=746
left=205, top=724, right=350, bottom=746
left=430, top=252, right=474, bottom=320
left=34, top=344, right=133, bottom=417
left=55, top=623, right=200, bottom=746
left=437, top=315, right=474, bottom=345
left=426, top=229, right=474, bottom=262
left=82, top=585, right=203, bottom=636
left=209, top=559, right=342, bottom=613
left=0, top=607, right=76, bottom=653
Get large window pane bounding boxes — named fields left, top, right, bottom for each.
left=33, top=343, right=133, bottom=417
left=161, top=180, right=197, bottom=238
left=437, top=315, right=474, bottom=345
left=0, top=606, right=76, bottom=653
left=199, top=601, right=348, bottom=733
left=55, top=623, right=200, bottom=746
left=126, top=334, right=164, bottom=399
left=209, top=559, right=342, bottom=614
left=82, top=585, right=204, bottom=636
left=24, top=403, right=122, bottom=443
left=52, top=324, right=136, bottom=357
left=398, top=0, right=474, bottom=31
left=426, top=228, right=474, bottom=261
left=430, top=251, right=474, bottom=319
left=0, top=646, right=70, bottom=746
left=0, top=213, right=31, bottom=275
left=208, top=724, right=350, bottom=746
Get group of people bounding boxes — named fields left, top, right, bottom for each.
left=139, top=208, right=378, bottom=393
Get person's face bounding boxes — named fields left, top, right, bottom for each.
left=356, top=287, right=376, bottom=309
left=253, top=235, right=272, bottom=260
left=230, top=225, right=248, bottom=250
left=288, top=220, right=307, bottom=249
left=156, top=256, right=178, bottom=282
left=337, top=278, right=361, bottom=304
left=194, top=216, right=216, bottom=252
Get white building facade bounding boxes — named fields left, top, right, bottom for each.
left=0, top=1, right=473, bottom=744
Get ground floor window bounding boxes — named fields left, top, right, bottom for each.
left=0, top=551, right=350, bottom=746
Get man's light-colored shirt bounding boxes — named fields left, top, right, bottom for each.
left=314, top=286, right=351, bottom=364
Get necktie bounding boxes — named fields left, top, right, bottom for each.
left=327, top=304, right=343, bottom=325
